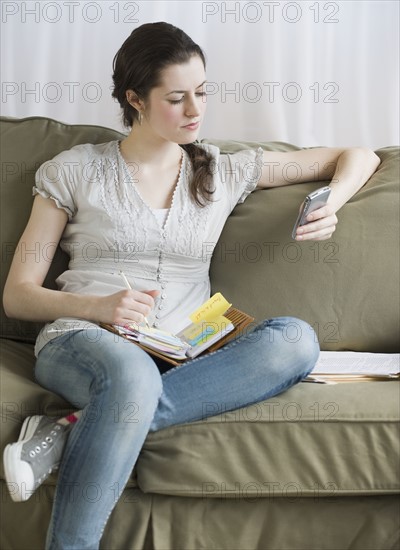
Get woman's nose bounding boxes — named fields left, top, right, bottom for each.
left=185, top=96, right=201, bottom=117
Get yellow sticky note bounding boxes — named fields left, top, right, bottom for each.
left=189, top=293, right=232, bottom=324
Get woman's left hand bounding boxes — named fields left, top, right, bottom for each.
left=294, top=203, right=338, bottom=241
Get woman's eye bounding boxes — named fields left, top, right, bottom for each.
left=169, top=97, right=184, bottom=104
left=169, top=92, right=207, bottom=105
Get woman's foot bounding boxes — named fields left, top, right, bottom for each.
left=3, top=415, right=71, bottom=502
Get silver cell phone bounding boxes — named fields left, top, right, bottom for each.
left=292, top=186, right=331, bottom=239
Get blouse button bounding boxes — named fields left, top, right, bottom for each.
left=161, top=293, right=167, bottom=299
left=155, top=314, right=161, bottom=319
left=154, top=322, right=159, bottom=327
left=158, top=305, right=164, bottom=310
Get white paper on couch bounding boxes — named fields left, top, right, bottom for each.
left=311, top=351, right=400, bottom=377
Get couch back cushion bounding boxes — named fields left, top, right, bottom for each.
left=203, top=139, right=399, bottom=352
left=1, top=118, right=399, bottom=351
left=0, top=116, right=125, bottom=342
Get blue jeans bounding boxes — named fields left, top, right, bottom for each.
left=34, top=316, right=319, bottom=550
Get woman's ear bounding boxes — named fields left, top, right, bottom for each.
left=125, top=89, right=143, bottom=111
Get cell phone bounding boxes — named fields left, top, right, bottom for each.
left=292, top=186, right=332, bottom=239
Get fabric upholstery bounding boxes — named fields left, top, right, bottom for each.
left=1, top=116, right=399, bottom=550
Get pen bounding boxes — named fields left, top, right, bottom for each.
left=119, top=270, right=150, bottom=328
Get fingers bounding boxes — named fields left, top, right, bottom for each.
left=295, top=205, right=338, bottom=241
left=99, top=288, right=161, bottom=326
left=128, top=289, right=156, bottom=308
left=123, top=290, right=156, bottom=315
left=297, top=227, right=335, bottom=241
left=109, top=289, right=157, bottom=325
left=143, top=289, right=160, bottom=298
left=305, top=203, right=336, bottom=223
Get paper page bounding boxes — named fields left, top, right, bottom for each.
left=178, top=315, right=232, bottom=345
left=312, top=352, right=400, bottom=375
left=185, top=321, right=235, bottom=358
left=111, top=292, right=234, bottom=359
left=189, top=293, right=231, bottom=324
left=135, top=326, right=184, bottom=347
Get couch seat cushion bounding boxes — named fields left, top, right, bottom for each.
left=0, top=339, right=138, bottom=488
left=2, top=340, right=398, bottom=498
left=137, top=381, right=400, bottom=497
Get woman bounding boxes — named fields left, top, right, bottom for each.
left=3, top=22, right=380, bottom=550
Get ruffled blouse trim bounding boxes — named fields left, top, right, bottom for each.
left=237, top=146, right=264, bottom=204
left=32, top=186, right=74, bottom=220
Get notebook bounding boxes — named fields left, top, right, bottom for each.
left=101, top=292, right=255, bottom=365
left=304, top=351, right=400, bottom=384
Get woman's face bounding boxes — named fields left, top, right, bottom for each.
left=142, top=55, right=207, bottom=144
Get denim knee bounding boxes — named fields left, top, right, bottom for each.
left=277, top=316, right=320, bottom=377
left=254, top=316, right=319, bottom=380
left=71, top=334, right=164, bottom=426
left=96, top=351, right=163, bottom=405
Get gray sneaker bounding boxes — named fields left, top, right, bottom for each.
left=3, top=415, right=71, bottom=502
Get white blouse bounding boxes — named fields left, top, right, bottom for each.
left=32, top=140, right=263, bottom=356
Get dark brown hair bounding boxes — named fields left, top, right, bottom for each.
left=112, top=22, right=215, bottom=207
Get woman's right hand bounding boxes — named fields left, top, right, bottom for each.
left=95, top=289, right=160, bottom=326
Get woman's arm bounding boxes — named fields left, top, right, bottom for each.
left=257, top=146, right=381, bottom=240
left=3, top=196, right=158, bottom=325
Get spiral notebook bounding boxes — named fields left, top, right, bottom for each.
left=101, top=293, right=255, bottom=366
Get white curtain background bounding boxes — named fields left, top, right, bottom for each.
left=1, top=0, right=399, bottom=148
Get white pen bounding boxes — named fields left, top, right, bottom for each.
left=119, top=270, right=150, bottom=328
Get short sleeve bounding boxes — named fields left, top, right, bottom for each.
left=33, top=148, right=80, bottom=220
left=218, top=147, right=264, bottom=209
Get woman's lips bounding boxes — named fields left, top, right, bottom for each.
left=182, top=121, right=200, bottom=130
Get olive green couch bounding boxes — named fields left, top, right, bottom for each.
left=1, top=116, right=399, bottom=550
